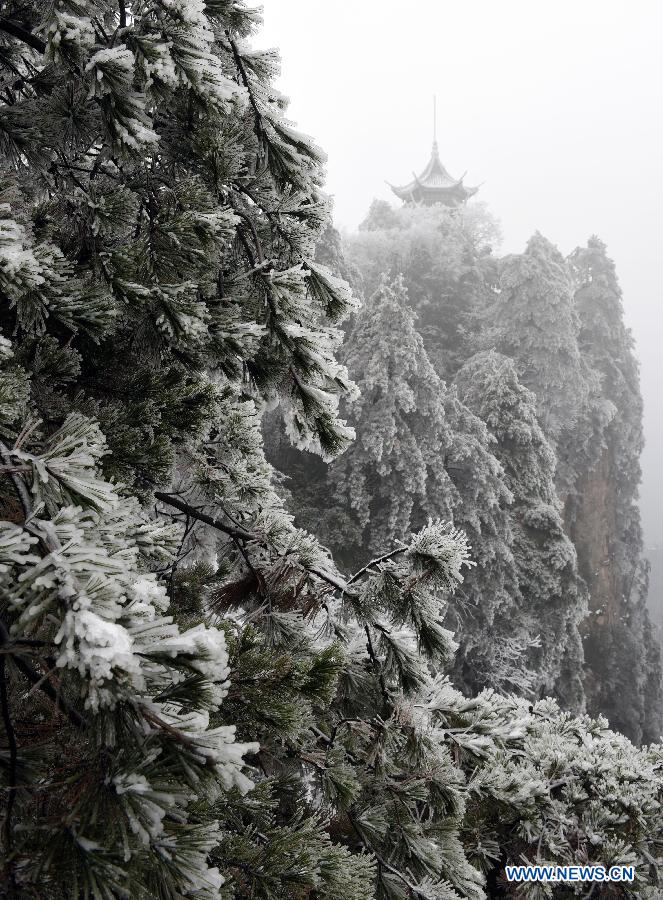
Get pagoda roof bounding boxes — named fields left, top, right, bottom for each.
left=388, top=141, right=478, bottom=207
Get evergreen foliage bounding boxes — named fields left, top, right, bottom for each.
left=0, top=0, right=356, bottom=892
left=326, top=276, right=456, bottom=565
left=348, top=202, right=500, bottom=379
left=315, top=223, right=363, bottom=298
left=342, top=208, right=662, bottom=745
left=440, top=685, right=663, bottom=896
left=483, top=232, right=599, bottom=495
left=1, top=3, right=662, bottom=897
left=455, top=351, right=586, bottom=710
left=293, top=278, right=526, bottom=697
left=440, top=385, right=523, bottom=697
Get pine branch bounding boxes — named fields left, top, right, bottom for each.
left=154, top=492, right=256, bottom=542
left=308, top=565, right=354, bottom=595
left=13, top=660, right=85, bottom=730
left=347, top=545, right=408, bottom=586
left=364, top=625, right=391, bottom=712
left=0, top=441, right=91, bottom=733
left=311, top=718, right=372, bottom=757
left=225, top=31, right=266, bottom=148
left=0, top=440, right=32, bottom=519
left=228, top=257, right=275, bottom=284
left=232, top=205, right=265, bottom=264
left=235, top=222, right=257, bottom=269
left=0, top=616, right=85, bottom=733
left=232, top=182, right=297, bottom=254
left=0, top=48, right=27, bottom=86
left=139, top=705, right=221, bottom=768
left=0, top=618, right=85, bottom=884
left=231, top=206, right=283, bottom=333
left=0, top=637, right=52, bottom=650
left=0, top=18, right=45, bottom=54
left=348, top=812, right=426, bottom=897
left=154, top=491, right=356, bottom=596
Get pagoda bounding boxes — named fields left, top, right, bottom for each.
left=388, top=99, right=478, bottom=207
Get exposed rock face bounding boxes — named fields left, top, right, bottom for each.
left=566, top=239, right=663, bottom=744
left=567, top=448, right=662, bottom=744
left=566, top=449, right=617, bottom=630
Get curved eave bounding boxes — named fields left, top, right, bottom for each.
left=388, top=181, right=417, bottom=200
left=389, top=181, right=479, bottom=204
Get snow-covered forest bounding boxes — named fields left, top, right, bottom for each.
left=1, top=2, right=662, bottom=898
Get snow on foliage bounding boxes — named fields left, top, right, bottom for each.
left=1, top=1, right=662, bottom=897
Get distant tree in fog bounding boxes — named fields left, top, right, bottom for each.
left=347, top=201, right=500, bottom=378
left=328, top=275, right=457, bottom=565
left=456, top=350, right=586, bottom=710
left=483, top=232, right=594, bottom=494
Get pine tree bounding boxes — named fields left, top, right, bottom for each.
left=326, top=275, right=457, bottom=567
left=3, top=5, right=663, bottom=897
left=440, top=386, right=525, bottom=697
left=455, top=351, right=586, bottom=710
left=484, top=232, right=597, bottom=495
left=0, top=5, right=571, bottom=896
left=567, top=238, right=663, bottom=742
left=315, top=222, right=363, bottom=297
left=427, top=680, right=663, bottom=893
left=0, top=2, right=358, bottom=893
left=347, top=201, right=500, bottom=379
left=322, top=278, right=523, bottom=697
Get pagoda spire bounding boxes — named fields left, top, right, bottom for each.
left=431, top=95, right=442, bottom=161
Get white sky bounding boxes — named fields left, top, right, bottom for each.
left=258, top=0, right=663, bottom=544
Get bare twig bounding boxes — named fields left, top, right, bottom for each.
left=0, top=620, right=85, bottom=730
left=13, top=653, right=86, bottom=730
left=154, top=492, right=255, bottom=542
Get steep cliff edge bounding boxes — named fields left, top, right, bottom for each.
left=566, top=238, right=663, bottom=743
